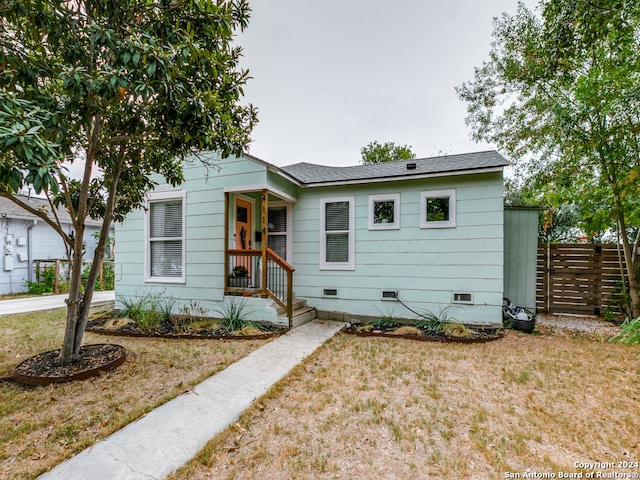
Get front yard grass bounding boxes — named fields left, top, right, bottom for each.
left=169, top=327, right=640, bottom=480
left=0, top=307, right=271, bottom=480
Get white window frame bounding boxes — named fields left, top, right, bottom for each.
left=420, top=189, right=456, bottom=229
left=368, top=193, right=400, bottom=230
left=319, top=196, right=355, bottom=270
left=144, top=189, right=186, bottom=283
left=267, top=201, right=292, bottom=263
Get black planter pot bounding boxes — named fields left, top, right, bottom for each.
left=510, top=317, right=536, bottom=333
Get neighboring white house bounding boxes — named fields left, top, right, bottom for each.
left=0, top=194, right=110, bottom=294
left=115, top=150, right=512, bottom=328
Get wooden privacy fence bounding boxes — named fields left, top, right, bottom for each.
left=536, top=244, right=637, bottom=315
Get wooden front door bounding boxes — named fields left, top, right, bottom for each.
left=235, top=198, right=252, bottom=250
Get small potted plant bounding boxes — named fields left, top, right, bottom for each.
left=229, top=265, right=249, bottom=287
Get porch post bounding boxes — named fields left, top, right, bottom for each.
left=224, top=191, right=229, bottom=292
left=261, top=189, right=268, bottom=297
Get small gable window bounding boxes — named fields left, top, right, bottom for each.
left=420, top=189, right=456, bottom=228
left=368, top=193, right=400, bottom=230
left=320, top=197, right=355, bottom=270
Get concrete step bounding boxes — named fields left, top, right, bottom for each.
left=291, top=307, right=317, bottom=328
left=276, top=298, right=307, bottom=316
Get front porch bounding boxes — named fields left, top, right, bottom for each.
left=223, top=189, right=298, bottom=327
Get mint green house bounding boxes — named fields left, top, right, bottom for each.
left=115, top=150, right=508, bottom=328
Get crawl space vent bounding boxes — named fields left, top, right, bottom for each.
left=453, top=292, right=473, bottom=304
left=323, top=289, right=338, bottom=297
left=382, top=290, right=398, bottom=300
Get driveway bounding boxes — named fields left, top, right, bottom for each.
left=0, top=291, right=115, bottom=316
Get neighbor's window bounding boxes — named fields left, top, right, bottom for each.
left=320, top=197, right=355, bottom=270
left=146, top=190, right=186, bottom=282
left=420, top=189, right=456, bottom=228
left=368, top=193, right=400, bottom=230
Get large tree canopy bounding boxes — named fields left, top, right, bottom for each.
left=0, top=0, right=257, bottom=363
left=457, top=0, right=640, bottom=317
left=360, top=141, right=415, bottom=165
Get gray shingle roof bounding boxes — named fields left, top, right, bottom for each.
left=0, top=194, right=102, bottom=226
left=280, top=150, right=507, bottom=185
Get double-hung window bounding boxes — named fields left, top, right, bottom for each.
left=420, top=189, right=456, bottom=228
left=146, top=190, right=186, bottom=282
left=320, top=197, right=355, bottom=270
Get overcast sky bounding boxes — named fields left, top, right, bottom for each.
left=237, top=0, right=538, bottom=167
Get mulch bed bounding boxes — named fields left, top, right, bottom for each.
left=85, top=318, right=286, bottom=340
left=12, top=344, right=127, bottom=386
left=344, top=324, right=505, bottom=343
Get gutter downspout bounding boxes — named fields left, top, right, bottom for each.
left=26, top=219, right=37, bottom=283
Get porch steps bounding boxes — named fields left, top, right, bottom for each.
left=278, top=298, right=317, bottom=328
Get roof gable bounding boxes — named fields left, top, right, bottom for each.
left=0, top=195, right=103, bottom=226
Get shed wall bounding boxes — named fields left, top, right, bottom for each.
left=503, top=208, right=539, bottom=310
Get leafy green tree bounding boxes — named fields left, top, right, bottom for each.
left=457, top=0, right=640, bottom=317
left=0, top=0, right=257, bottom=364
left=360, top=141, right=415, bottom=164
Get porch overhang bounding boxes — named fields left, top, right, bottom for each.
left=223, top=184, right=297, bottom=203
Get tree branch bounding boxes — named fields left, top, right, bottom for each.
left=0, top=192, right=71, bottom=245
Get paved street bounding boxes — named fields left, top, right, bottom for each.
left=0, top=290, right=115, bottom=315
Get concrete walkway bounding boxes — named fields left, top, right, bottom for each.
left=0, top=291, right=115, bottom=316
left=39, top=319, right=345, bottom=480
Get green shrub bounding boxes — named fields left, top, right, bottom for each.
left=213, top=298, right=265, bottom=334
left=25, top=264, right=69, bottom=294
left=82, top=261, right=115, bottom=291
left=609, top=317, right=640, bottom=345
left=24, top=280, right=49, bottom=294
left=116, top=291, right=177, bottom=334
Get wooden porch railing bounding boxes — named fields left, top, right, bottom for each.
left=225, top=248, right=295, bottom=327
left=265, top=248, right=295, bottom=328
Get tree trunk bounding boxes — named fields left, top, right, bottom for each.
left=59, top=225, right=87, bottom=364
left=617, top=212, right=640, bottom=319
left=72, top=216, right=114, bottom=357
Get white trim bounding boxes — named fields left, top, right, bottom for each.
left=420, top=189, right=456, bottom=229
left=319, top=196, right=355, bottom=270
left=224, top=184, right=297, bottom=203
left=145, top=189, right=186, bottom=283
left=300, top=166, right=504, bottom=188
left=368, top=193, right=400, bottom=230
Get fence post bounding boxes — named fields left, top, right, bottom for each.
left=594, top=245, right=602, bottom=315
left=54, top=259, right=60, bottom=294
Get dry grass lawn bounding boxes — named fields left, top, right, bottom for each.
left=169, top=326, right=640, bottom=480
left=0, top=307, right=270, bottom=480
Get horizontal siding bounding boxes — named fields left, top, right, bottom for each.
left=1, top=218, right=105, bottom=294
left=115, top=155, right=275, bottom=317
left=291, top=172, right=504, bottom=324
left=115, top=156, right=505, bottom=325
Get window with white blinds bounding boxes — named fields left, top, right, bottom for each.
left=146, top=190, right=186, bottom=282
left=320, top=197, right=355, bottom=270
left=268, top=205, right=288, bottom=260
